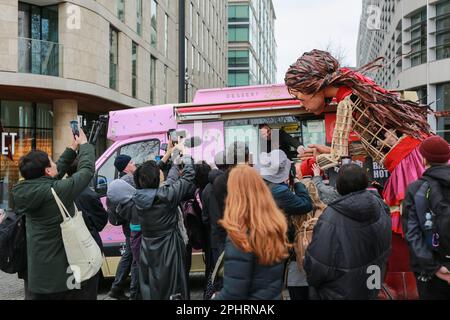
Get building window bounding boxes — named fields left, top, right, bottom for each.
left=163, top=65, right=168, bottom=104
left=150, top=56, right=157, bottom=104
left=228, top=5, right=249, bottom=23
left=117, top=0, right=125, bottom=22
left=409, top=8, right=427, bottom=67
left=151, top=0, right=158, bottom=48
left=436, top=2, right=450, bottom=60
left=437, top=82, right=450, bottom=142
left=132, top=42, right=138, bottom=98
left=228, top=70, right=250, bottom=87
left=228, top=25, right=250, bottom=42
left=109, top=27, right=119, bottom=90
left=164, top=14, right=169, bottom=57
left=136, top=0, right=142, bottom=36
left=18, top=2, right=59, bottom=76
left=0, top=101, right=53, bottom=210
left=229, top=50, right=249, bottom=68
left=190, top=2, right=194, bottom=37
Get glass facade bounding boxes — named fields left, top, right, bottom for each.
left=150, top=56, right=156, bottom=104
left=410, top=8, right=427, bottom=67
left=117, top=0, right=125, bottom=22
left=18, top=2, right=60, bottom=76
left=109, top=27, right=119, bottom=90
left=136, top=0, right=142, bottom=36
left=1, top=101, right=53, bottom=210
left=436, top=2, right=450, bottom=60
left=151, top=0, right=158, bottom=48
left=437, top=82, right=450, bottom=142
left=132, top=42, right=138, bottom=98
left=228, top=1, right=277, bottom=87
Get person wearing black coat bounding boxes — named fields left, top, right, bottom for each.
left=402, top=136, right=450, bottom=300
left=133, top=150, right=195, bottom=300
left=304, top=164, right=392, bottom=300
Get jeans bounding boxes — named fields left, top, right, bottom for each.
left=111, top=234, right=138, bottom=297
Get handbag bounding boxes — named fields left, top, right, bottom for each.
left=51, top=188, right=103, bottom=283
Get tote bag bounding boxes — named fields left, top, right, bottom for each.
left=51, top=188, right=103, bottom=283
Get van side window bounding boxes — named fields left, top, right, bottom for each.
left=94, top=139, right=160, bottom=196
left=119, top=139, right=160, bottom=165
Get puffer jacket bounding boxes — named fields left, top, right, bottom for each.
left=304, top=190, right=392, bottom=300
left=214, top=238, right=285, bottom=300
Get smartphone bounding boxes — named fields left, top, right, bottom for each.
left=70, top=121, right=80, bottom=137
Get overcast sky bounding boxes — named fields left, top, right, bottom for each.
left=273, top=0, right=363, bottom=83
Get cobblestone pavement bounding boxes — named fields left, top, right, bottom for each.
left=0, top=271, right=205, bottom=300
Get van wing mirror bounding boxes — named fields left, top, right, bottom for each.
left=95, top=175, right=108, bottom=196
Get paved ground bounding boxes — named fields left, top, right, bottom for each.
left=0, top=270, right=205, bottom=300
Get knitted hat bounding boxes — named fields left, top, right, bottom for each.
left=419, top=136, right=450, bottom=164
left=114, top=155, right=132, bottom=172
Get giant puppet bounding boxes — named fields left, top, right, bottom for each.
left=285, top=49, right=434, bottom=234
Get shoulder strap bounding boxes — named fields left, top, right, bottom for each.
left=51, top=188, right=71, bottom=222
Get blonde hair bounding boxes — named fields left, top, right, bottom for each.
left=220, top=165, right=290, bottom=265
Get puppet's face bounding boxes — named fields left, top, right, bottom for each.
left=290, top=90, right=326, bottom=115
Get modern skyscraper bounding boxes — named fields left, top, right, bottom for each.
left=357, top=0, right=450, bottom=141
left=227, top=0, right=277, bottom=87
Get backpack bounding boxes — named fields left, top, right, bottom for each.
left=106, top=199, right=129, bottom=226
left=181, top=189, right=206, bottom=250
left=291, top=179, right=327, bottom=271
left=0, top=210, right=27, bottom=274
left=422, top=177, right=450, bottom=264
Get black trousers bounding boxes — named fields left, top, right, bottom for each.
left=26, top=273, right=99, bottom=300
left=288, top=286, right=309, bottom=300
left=416, top=275, right=450, bottom=300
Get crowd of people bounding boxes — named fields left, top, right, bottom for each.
left=7, top=123, right=449, bottom=300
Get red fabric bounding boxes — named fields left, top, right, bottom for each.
left=301, top=158, right=316, bottom=177
left=384, top=136, right=422, bottom=173
left=335, top=86, right=353, bottom=103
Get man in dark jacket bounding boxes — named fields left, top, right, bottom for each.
left=259, top=124, right=303, bottom=160
left=304, top=164, right=392, bottom=300
left=12, top=128, right=95, bottom=300
left=256, top=149, right=312, bottom=300
left=107, top=155, right=138, bottom=300
left=402, top=136, right=450, bottom=299
left=66, top=159, right=108, bottom=300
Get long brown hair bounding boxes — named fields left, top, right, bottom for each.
left=219, top=165, right=290, bottom=265
left=285, top=49, right=432, bottom=139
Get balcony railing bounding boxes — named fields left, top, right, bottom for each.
left=18, top=37, right=63, bottom=77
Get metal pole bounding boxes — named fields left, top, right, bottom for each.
left=179, top=0, right=186, bottom=103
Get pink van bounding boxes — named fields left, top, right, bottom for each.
left=95, top=84, right=304, bottom=277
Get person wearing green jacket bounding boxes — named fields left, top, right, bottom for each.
left=12, top=128, right=96, bottom=300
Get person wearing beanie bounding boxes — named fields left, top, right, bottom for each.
left=114, top=154, right=137, bottom=187
left=402, top=135, right=450, bottom=300
left=107, top=154, right=138, bottom=300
